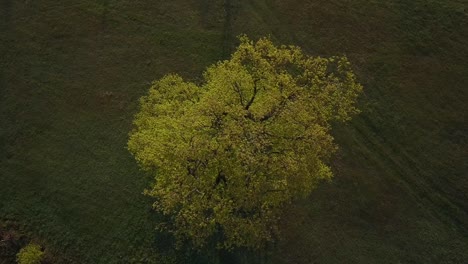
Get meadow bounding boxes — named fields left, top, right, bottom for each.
left=1, top=0, right=467, bottom=263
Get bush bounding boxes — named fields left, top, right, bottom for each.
left=16, top=243, right=44, bottom=264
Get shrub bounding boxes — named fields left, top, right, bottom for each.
left=16, top=243, right=44, bottom=264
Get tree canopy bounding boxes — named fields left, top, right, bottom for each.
left=128, top=36, right=362, bottom=249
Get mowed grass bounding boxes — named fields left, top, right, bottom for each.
left=1, top=0, right=468, bottom=263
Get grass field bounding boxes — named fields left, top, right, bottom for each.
left=1, top=0, right=467, bottom=263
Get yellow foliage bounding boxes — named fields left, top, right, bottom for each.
left=17, top=243, right=44, bottom=264
left=128, top=35, right=362, bottom=249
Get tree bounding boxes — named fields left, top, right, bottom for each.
left=128, top=36, right=362, bottom=249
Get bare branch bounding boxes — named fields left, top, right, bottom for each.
left=245, top=79, right=258, bottom=110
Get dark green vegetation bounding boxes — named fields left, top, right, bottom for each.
left=1, top=0, right=467, bottom=263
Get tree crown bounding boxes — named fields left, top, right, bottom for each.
left=128, top=36, right=362, bottom=249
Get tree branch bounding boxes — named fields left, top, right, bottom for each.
left=244, top=79, right=258, bottom=110
left=259, top=93, right=297, bottom=122
left=233, top=82, right=245, bottom=107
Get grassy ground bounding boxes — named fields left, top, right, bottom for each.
left=1, top=0, right=467, bottom=263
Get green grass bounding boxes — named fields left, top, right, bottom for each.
left=1, top=0, right=467, bottom=263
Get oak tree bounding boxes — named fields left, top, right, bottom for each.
left=128, top=36, right=362, bottom=249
